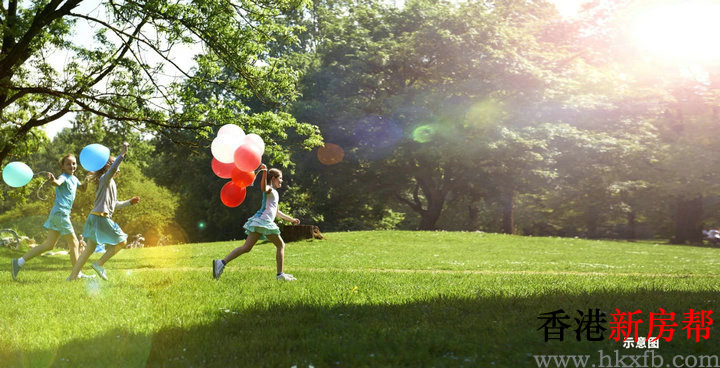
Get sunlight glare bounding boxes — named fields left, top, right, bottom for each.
left=632, top=2, right=720, bottom=62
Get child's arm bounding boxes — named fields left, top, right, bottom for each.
left=46, top=172, right=64, bottom=187
left=277, top=210, right=300, bottom=225
left=259, top=164, right=271, bottom=193
left=101, top=143, right=128, bottom=183
left=78, top=175, right=90, bottom=192
left=116, top=196, right=140, bottom=210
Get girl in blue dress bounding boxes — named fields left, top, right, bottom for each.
left=12, top=154, right=89, bottom=280
left=67, top=142, right=140, bottom=281
left=213, top=164, right=300, bottom=281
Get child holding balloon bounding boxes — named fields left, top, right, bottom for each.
left=213, top=164, right=300, bottom=281
left=11, top=154, right=91, bottom=281
left=67, top=142, right=140, bottom=281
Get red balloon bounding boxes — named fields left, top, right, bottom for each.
left=231, top=168, right=256, bottom=187
left=233, top=143, right=262, bottom=172
left=211, top=158, right=235, bottom=179
left=220, top=181, right=247, bottom=207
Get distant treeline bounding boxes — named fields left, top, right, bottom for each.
left=2, top=0, right=719, bottom=245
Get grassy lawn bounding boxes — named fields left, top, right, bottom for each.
left=0, top=231, right=718, bottom=367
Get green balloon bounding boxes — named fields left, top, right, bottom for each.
left=2, top=161, right=33, bottom=188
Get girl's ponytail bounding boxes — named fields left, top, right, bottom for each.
left=266, top=169, right=282, bottom=185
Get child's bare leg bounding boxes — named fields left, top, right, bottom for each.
left=69, top=238, right=97, bottom=279
left=21, top=230, right=60, bottom=261
left=223, top=232, right=261, bottom=264
left=96, top=241, right=127, bottom=266
left=266, top=234, right=285, bottom=275
left=61, top=233, right=80, bottom=266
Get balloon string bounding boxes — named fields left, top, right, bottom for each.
left=34, top=171, right=52, bottom=201
left=250, top=170, right=259, bottom=187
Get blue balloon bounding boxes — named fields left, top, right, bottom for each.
left=2, top=161, right=33, bottom=188
left=80, top=144, right=110, bottom=171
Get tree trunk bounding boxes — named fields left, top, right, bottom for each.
left=672, top=196, right=703, bottom=244
left=502, top=192, right=514, bottom=234
left=467, top=192, right=482, bottom=231
left=468, top=203, right=479, bottom=231
left=399, top=171, right=450, bottom=231
left=418, top=200, right=444, bottom=230
left=627, top=210, right=637, bottom=242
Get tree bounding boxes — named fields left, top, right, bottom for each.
left=0, top=0, right=309, bottom=165
left=144, top=62, right=322, bottom=242
left=294, top=0, right=588, bottom=230
left=564, top=0, right=720, bottom=243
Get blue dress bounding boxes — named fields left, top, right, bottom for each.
left=243, top=189, right=281, bottom=238
left=82, top=156, right=130, bottom=246
left=43, top=173, right=81, bottom=235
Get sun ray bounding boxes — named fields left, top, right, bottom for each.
left=631, top=1, right=720, bottom=63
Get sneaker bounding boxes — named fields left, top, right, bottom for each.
left=78, top=271, right=96, bottom=279
left=91, top=262, right=108, bottom=280
left=213, top=260, right=225, bottom=280
left=11, top=259, right=20, bottom=281
left=276, top=273, right=297, bottom=281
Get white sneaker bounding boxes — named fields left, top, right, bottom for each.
left=213, top=260, right=225, bottom=280
left=276, top=273, right=297, bottom=281
left=78, top=271, right=96, bottom=279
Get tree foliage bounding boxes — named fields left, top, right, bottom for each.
left=0, top=0, right=310, bottom=165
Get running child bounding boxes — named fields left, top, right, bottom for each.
left=213, top=164, right=300, bottom=281
left=67, top=142, right=140, bottom=281
left=11, top=154, right=90, bottom=280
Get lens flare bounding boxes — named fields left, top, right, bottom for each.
left=85, top=279, right=102, bottom=298
left=412, top=124, right=437, bottom=143
left=144, top=222, right=189, bottom=247
left=352, top=116, right=403, bottom=159
left=317, top=143, right=345, bottom=165
left=465, top=99, right=505, bottom=129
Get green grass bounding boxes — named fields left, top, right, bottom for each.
left=1, top=231, right=719, bottom=367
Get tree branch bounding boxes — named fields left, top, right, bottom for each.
left=68, top=12, right=193, bottom=80
left=395, top=190, right=425, bottom=214
left=0, top=84, right=216, bottom=130
left=0, top=0, right=83, bottom=80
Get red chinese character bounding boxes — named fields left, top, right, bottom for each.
left=682, top=309, right=713, bottom=342
left=648, top=308, right=677, bottom=342
left=609, top=309, right=643, bottom=342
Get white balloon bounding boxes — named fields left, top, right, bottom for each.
left=217, top=124, right=245, bottom=140
left=244, top=134, right=265, bottom=154
left=211, top=135, right=241, bottom=163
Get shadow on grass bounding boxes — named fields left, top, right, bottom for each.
left=1, top=290, right=718, bottom=368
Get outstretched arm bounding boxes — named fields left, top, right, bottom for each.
left=259, top=164, right=271, bottom=193
left=277, top=210, right=300, bottom=225
left=102, top=142, right=129, bottom=183
left=117, top=196, right=140, bottom=210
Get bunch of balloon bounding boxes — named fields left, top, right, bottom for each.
left=210, top=124, right=265, bottom=207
